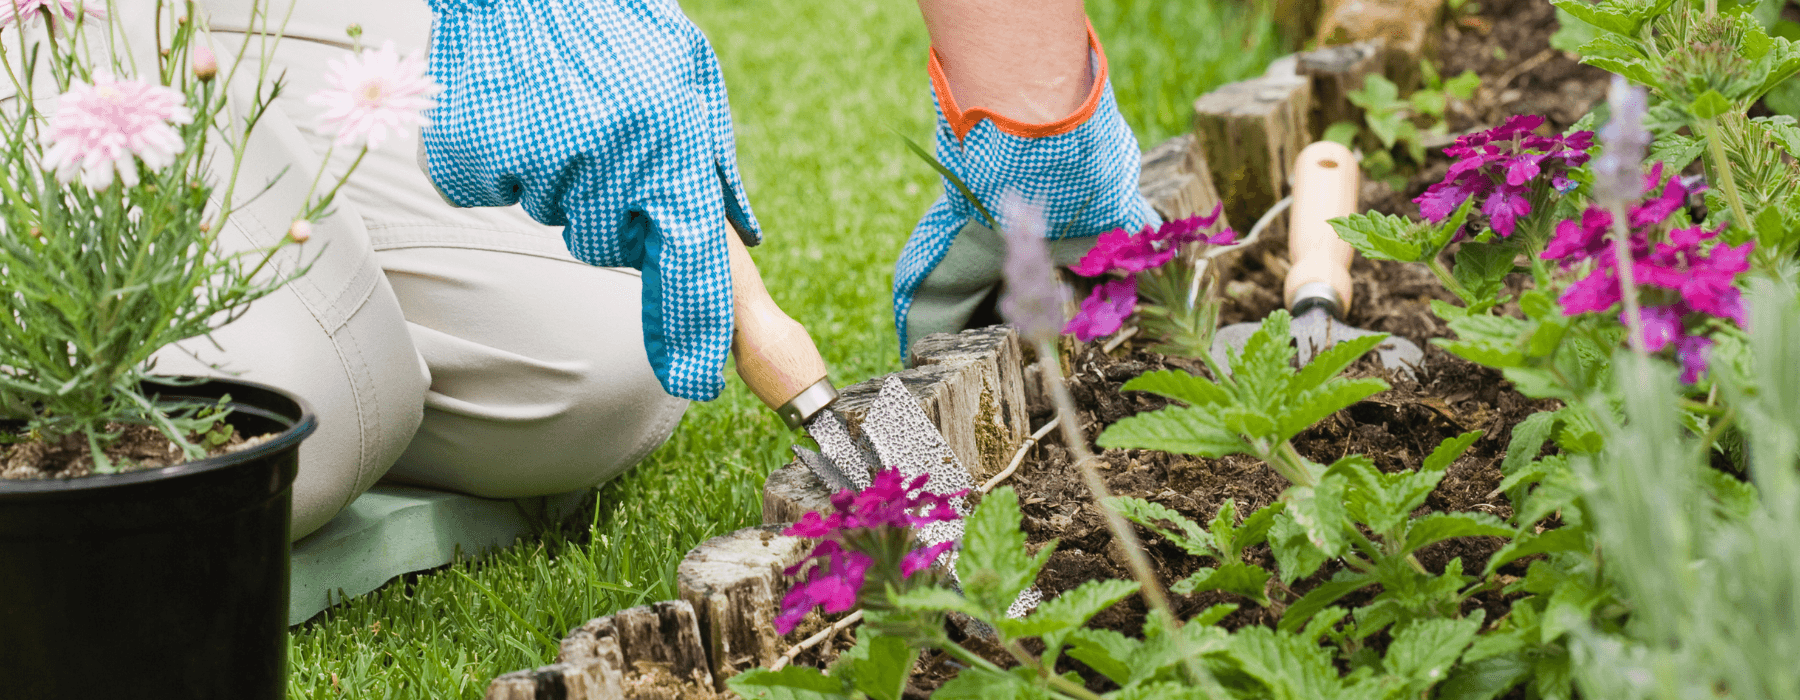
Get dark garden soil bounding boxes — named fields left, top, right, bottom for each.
left=906, top=1, right=1596, bottom=693
left=0, top=423, right=262, bottom=480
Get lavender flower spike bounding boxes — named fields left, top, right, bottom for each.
left=1593, top=75, right=1651, bottom=211
left=997, top=190, right=1067, bottom=344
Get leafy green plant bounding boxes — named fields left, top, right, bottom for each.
left=1111, top=497, right=1283, bottom=605
left=1325, top=61, right=1479, bottom=184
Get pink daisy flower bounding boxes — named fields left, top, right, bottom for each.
left=41, top=74, right=193, bottom=190
left=0, top=0, right=104, bottom=27
left=307, top=41, right=440, bottom=149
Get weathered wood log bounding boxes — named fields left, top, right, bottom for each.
left=1138, top=133, right=1227, bottom=227
left=484, top=600, right=717, bottom=700
left=677, top=525, right=812, bottom=689
left=1192, top=74, right=1312, bottom=240
left=907, top=324, right=1029, bottom=468
left=763, top=458, right=835, bottom=526
left=1317, top=0, right=1445, bottom=91
left=1297, top=42, right=1382, bottom=141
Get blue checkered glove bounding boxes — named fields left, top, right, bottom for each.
left=422, top=0, right=758, bottom=402
left=893, top=25, right=1158, bottom=356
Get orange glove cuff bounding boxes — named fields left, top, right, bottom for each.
left=927, top=18, right=1109, bottom=142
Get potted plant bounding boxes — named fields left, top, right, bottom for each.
left=0, top=2, right=435, bottom=697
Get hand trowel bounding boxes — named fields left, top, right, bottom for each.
left=1210, top=141, right=1424, bottom=376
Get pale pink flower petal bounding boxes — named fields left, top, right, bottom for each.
left=41, top=74, right=193, bottom=191
left=308, top=41, right=441, bottom=149
left=0, top=0, right=104, bottom=27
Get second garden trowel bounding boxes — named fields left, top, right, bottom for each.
left=1210, top=141, right=1424, bottom=377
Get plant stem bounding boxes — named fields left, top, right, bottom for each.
left=1002, top=639, right=1104, bottom=700
left=1425, top=256, right=1474, bottom=305
left=1270, top=440, right=1319, bottom=488
left=1699, top=117, right=1751, bottom=232
left=1608, top=202, right=1648, bottom=356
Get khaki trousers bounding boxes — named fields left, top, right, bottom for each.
left=150, top=1, right=689, bottom=539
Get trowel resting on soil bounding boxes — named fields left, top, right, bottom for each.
left=1210, top=141, right=1424, bottom=376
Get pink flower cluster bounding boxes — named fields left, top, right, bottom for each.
left=1542, top=165, right=1751, bottom=382
left=1063, top=205, right=1238, bottom=342
left=1414, top=115, right=1594, bottom=238
left=775, top=468, right=964, bottom=634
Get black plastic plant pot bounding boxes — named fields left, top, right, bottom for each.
left=0, top=378, right=316, bottom=700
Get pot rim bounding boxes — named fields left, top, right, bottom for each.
left=0, top=375, right=318, bottom=495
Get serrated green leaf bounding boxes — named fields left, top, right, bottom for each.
left=1384, top=614, right=1483, bottom=692
left=836, top=630, right=912, bottom=700
left=1436, top=195, right=1479, bottom=251
left=1649, top=133, right=1706, bottom=170
left=1329, top=212, right=1427, bottom=262
left=1287, top=476, right=1351, bottom=557
left=1064, top=628, right=1138, bottom=685
left=1530, top=648, right=1575, bottom=700
left=1434, top=650, right=1531, bottom=700
left=1278, top=571, right=1376, bottom=633
left=1269, top=515, right=1329, bottom=584
left=1444, top=71, right=1481, bottom=100
left=1751, top=36, right=1800, bottom=103
left=1234, top=502, right=1285, bottom=557
left=1193, top=602, right=1240, bottom=627
left=1484, top=526, right=1586, bottom=576
left=1323, top=120, right=1361, bottom=147
left=1208, top=499, right=1241, bottom=557
left=1701, top=467, right=1760, bottom=519
left=1430, top=298, right=1469, bottom=323
left=1002, top=579, right=1140, bottom=638
left=1691, top=89, right=1735, bottom=119
left=1437, top=338, right=1527, bottom=368
left=1227, top=627, right=1342, bottom=700
left=1300, top=606, right=1350, bottom=644
left=1575, top=31, right=1649, bottom=61
left=1171, top=562, right=1273, bottom=605
left=1402, top=512, right=1514, bottom=555
left=1452, top=241, right=1516, bottom=304
left=1582, top=55, right=1661, bottom=87
left=1552, top=0, right=1639, bottom=35
left=1097, top=406, right=1250, bottom=458
left=890, top=585, right=985, bottom=618
left=1119, top=369, right=1231, bottom=407
left=1291, top=332, right=1391, bottom=398
left=959, top=487, right=1051, bottom=618
left=1277, top=378, right=1390, bottom=440
left=931, top=668, right=1027, bottom=700
left=1111, top=496, right=1216, bottom=557
left=1424, top=430, right=1484, bottom=473
left=728, top=666, right=853, bottom=700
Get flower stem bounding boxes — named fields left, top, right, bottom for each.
left=1607, top=202, right=1648, bottom=356
left=1269, top=440, right=1319, bottom=488
left=1425, top=256, right=1474, bottom=305
left=1699, top=117, right=1751, bottom=233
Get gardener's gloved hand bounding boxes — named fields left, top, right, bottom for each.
left=421, top=0, right=758, bottom=402
left=893, top=20, right=1158, bottom=359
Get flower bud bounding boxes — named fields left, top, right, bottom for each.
left=288, top=220, right=312, bottom=243
left=192, top=45, right=217, bottom=82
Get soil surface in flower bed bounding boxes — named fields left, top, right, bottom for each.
left=0, top=423, right=263, bottom=480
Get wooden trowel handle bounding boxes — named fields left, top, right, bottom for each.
left=727, top=228, right=834, bottom=426
left=1284, top=141, right=1361, bottom=315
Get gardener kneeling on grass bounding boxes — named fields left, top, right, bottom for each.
left=165, top=0, right=1157, bottom=544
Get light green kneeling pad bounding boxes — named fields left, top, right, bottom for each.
left=288, top=484, right=589, bottom=626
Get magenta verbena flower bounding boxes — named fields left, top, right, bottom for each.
left=1064, top=276, right=1138, bottom=342
left=1542, top=165, right=1748, bottom=383
left=1414, top=115, right=1594, bottom=238
left=308, top=41, right=440, bottom=149
left=41, top=74, right=193, bottom=191
left=1070, top=204, right=1235, bottom=277
left=776, top=467, right=966, bottom=634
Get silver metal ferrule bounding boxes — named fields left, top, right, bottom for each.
left=778, top=378, right=839, bottom=430
left=1289, top=281, right=1343, bottom=319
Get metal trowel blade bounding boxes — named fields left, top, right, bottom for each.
left=1209, top=307, right=1424, bottom=379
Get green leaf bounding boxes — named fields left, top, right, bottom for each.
left=1064, top=628, right=1138, bottom=685
left=1233, top=502, right=1285, bottom=558
left=1227, top=627, right=1342, bottom=700
left=1291, top=332, right=1391, bottom=398
left=1384, top=614, right=1484, bottom=692
left=1286, top=476, right=1351, bottom=558
left=1550, top=7, right=1602, bottom=53
left=1277, top=378, right=1391, bottom=440
left=1581, top=55, right=1661, bottom=87
left=1485, top=527, right=1587, bottom=576
left=896, top=131, right=997, bottom=230
left=728, top=666, right=853, bottom=700
left=1503, top=409, right=1562, bottom=477
left=1551, top=0, right=1639, bottom=35
left=958, top=487, right=1051, bottom=618
left=890, top=586, right=985, bottom=618
left=1410, top=89, right=1448, bottom=118
left=1701, top=467, right=1760, bottom=519
left=1434, top=650, right=1531, bottom=700
left=1269, top=516, right=1329, bottom=584
left=1402, top=512, right=1514, bottom=555
left=1002, top=578, right=1139, bottom=638
left=1120, top=369, right=1231, bottom=407
left=1424, top=430, right=1484, bottom=473
left=1111, top=496, right=1216, bottom=557
left=1649, top=133, right=1706, bottom=170
left=1171, top=562, right=1273, bottom=605
left=1279, top=570, right=1376, bottom=633
left=1329, top=211, right=1428, bottom=262
left=1193, top=602, right=1240, bottom=627
left=931, top=668, right=1027, bottom=700
left=1691, top=89, right=1735, bottom=119
left=837, top=631, right=912, bottom=700
left=1098, top=407, right=1250, bottom=458
left=1452, top=241, right=1516, bottom=304
left=1444, top=71, right=1481, bottom=101
left=1323, top=120, right=1361, bottom=147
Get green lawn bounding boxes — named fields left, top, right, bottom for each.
left=286, top=1, right=1283, bottom=697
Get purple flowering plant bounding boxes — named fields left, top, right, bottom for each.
left=775, top=467, right=964, bottom=635
left=1064, top=204, right=1239, bottom=356
left=1414, top=115, right=1595, bottom=242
